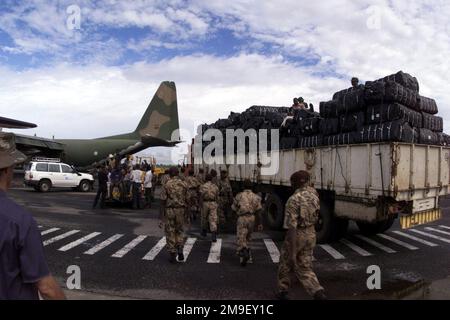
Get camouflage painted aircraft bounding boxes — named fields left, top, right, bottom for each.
left=4, top=81, right=180, bottom=169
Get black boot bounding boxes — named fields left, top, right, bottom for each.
left=177, top=247, right=184, bottom=262
left=169, top=252, right=177, bottom=263
left=201, top=229, right=207, bottom=237
left=313, top=289, right=328, bottom=300
left=240, top=248, right=249, bottom=267
left=211, top=232, right=217, bottom=243
left=275, top=291, right=289, bottom=300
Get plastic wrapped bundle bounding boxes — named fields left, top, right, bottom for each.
left=418, top=128, right=439, bottom=145
left=365, top=103, right=422, bottom=128
left=422, top=112, right=443, bottom=132
left=339, top=111, right=365, bottom=133
left=320, top=118, right=340, bottom=135
left=365, top=81, right=419, bottom=111
left=355, top=120, right=418, bottom=144
left=319, top=100, right=339, bottom=118
left=297, top=117, right=322, bottom=136
left=323, top=132, right=355, bottom=146
left=373, top=71, right=419, bottom=92
left=298, top=135, right=323, bottom=148
left=418, top=96, right=438, bottom=115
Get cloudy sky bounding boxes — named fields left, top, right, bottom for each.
left=1, top=0, right=449, bottom=163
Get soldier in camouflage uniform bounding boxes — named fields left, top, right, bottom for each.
left=185, top=169, right=201, bottom=225
left=276, top=170, right=327, bottom=300
left=196, top=168, right=205, bottom=184
left=199, top=174, right=219, bottom=242
left=231, top=179, right=263, bottom=266
left=217, top=170, right=233, bottom=228
left=159, top=167, right=188, bottom=263
left=160, top=169, right=170, bottom=187
left=210, top=169, right=218, bottom=186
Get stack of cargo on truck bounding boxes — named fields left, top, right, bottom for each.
left=195, top=71, right=449, bottom=243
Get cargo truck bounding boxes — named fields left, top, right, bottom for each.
left=195, top=142, right=448, bottom=243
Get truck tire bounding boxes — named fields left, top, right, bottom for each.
left=264, top=193, right=285, bottom=229
left=39, top=180, right=51, bottom=193
left=79, top=180, right=91, bottom=192
left=316, top=199, right=349, bottom=243
left=356, top=216, right=395, bottom=235
left=316, top=199, right=334, bottom=243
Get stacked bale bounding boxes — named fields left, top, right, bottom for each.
left=199, top=71, right=448, bottom=153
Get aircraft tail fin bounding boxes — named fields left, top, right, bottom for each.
left=134, top=81, right=180, bottom=142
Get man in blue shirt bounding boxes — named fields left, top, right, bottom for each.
left=0, top=133, right=65, bottom=300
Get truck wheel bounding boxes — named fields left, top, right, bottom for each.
left=316, top=199, right=333, bottom=244
left=264, top=193, right=285, bottom=229
left=356, top=216, right=396, bottom=235
left=79, top=180, right=91, bottom=192
left=333, top=218, right=349, bottom=240
left=39, top=180, right=51, bottom=193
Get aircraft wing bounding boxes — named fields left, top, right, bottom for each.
left=14, top=134, right=65, bottom=157
left=0, top=116, right=37, bottom=129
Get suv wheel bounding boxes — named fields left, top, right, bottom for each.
left=79, top=180, right=91, bottom=192
left=39, top=180, right=51, bottom=193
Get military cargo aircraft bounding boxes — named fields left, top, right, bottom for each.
left=3, top=81, right=181, bottom=169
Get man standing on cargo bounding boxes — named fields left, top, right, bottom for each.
left=276, top=170, right=327, bottom=300
left=231, top=179, right=263, bottom=266
left=159, top=167, right=188, bottom=263
left=351, top=77, right=359, bottom=88
left=0, top=133, right=66, bottom=300
left=199, top=174, right=220, bottom=242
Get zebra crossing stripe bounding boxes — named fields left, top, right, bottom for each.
left=319, top=244, right=345, bottom=259
left=112, top=235, right=148, bottom=258
left=392, top=231, right=438, bottom=247
left=180, top=238, right=197, bottom=262
left=340, top=238, right=372, bottom=256
left=263, top=239, right=280, bottom=263
left=58, top=232, right=102, bottom=252
left=376, top=234, right=418, bottom=250
left=41, top=227, right=60, bottom=236
left=84, top=234, right=124, bottom=255
left=439, top=225, right=450, bottom=230
left=355, top=235, right=396, bottom=253
left=207, top=239, right=222, bottom=263
left=410, top=229, right=450, bottom=244
left=142, top=237, right=167, bottom=261
left=425, top=227, right=450, bottom=237
left=43, top=230, right=80, bottom=246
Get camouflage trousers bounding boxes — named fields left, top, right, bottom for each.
left=236, top=215, right=255, bottom=252
left=164, top=208, right=185, bottom=253
left=277, top=227, right=324, bottom=297
left=201, top=201, right=218, bottom=232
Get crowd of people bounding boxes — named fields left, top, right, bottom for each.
left=92, top=154, right=156, bottom=210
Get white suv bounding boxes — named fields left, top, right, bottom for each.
left=24, top=159, right=94, bottom=192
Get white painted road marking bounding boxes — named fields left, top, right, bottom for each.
left=392, top=231, right=438, bottom=247
left=263, top=239, right=280, bottom=263
left=340, top=238, right=372, bottom=256
left=41, top=227, right=60, bottom=236
left=84, top=234, right=124, bottom=255
left=376, top=234, right=418, bottom=250
left=112, top=235, right=147, bottom=258
left=355, top=235, right=396, bottom=253
left=207, top=239, right=222, bottom=263
left=43, top=230, right=80, bottom=246
left=410, top=229, right=450, bottom=244
left=180, top=238, right=197, bottom=262
left=439, top=225, right=450, bottom=231
left=319, top=244, right=345, bottom=259
left=142, top=237, right=167, bottom=261
left=58, top=232, right=102, bottom=252
left=425, top=227, right=450, bottom=237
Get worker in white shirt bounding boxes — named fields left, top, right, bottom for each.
left=144, top=167, right=154, bottom=208
left=131, top=164, right=143, bottom=209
